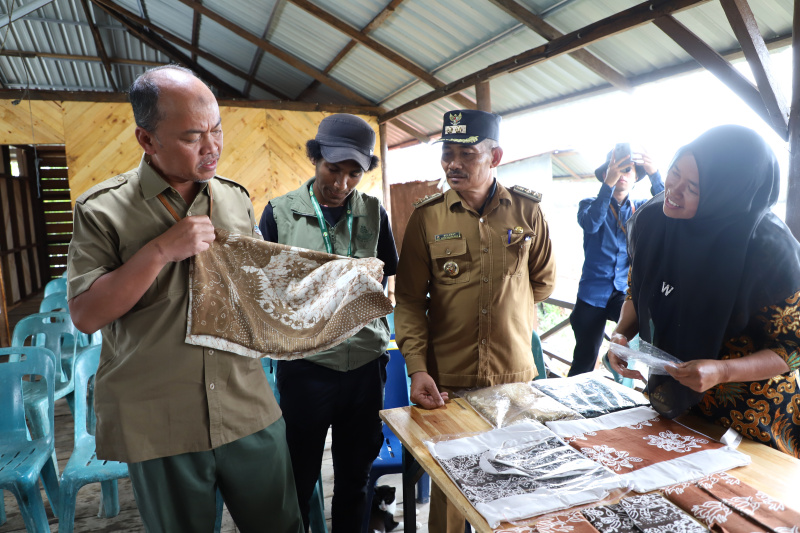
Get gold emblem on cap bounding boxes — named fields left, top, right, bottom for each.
left=449, top=112, right=462, bottom=126
left=443, top=261, right=459, bottom=277
left=514, top=226, right=524, bottom=234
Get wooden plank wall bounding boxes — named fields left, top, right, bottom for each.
left=0, top=100, right=65, bottom=145
left=53, top=100, right=383, bottom=217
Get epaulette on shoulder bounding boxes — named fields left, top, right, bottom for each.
left=412, top=192, right=443, bottom=209
left=215, top=175, right=251, bottom=196
left=510, top=185, right=542, bottom=203
left=76, top=173, right=130, bottom=204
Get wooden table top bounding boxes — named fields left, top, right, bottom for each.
left=380, top=397, right=800, bottom=532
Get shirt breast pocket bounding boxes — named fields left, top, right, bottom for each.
left=429, top=239, right=470, bottom=285
left=503, top=233, right=533, bottom=277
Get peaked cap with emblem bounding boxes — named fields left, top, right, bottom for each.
left=435, top=109, right=501, bottom=146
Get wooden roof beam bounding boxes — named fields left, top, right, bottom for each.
left=80, top=0, right=118, bottom=91
left=0, top=0, right=56, bottom=29
left=486, top=0, right=631, bottom=93
left=719, top=0, right=789, bottom=139
left=390, top=119, right=431, bottom=143
left=92, top=0, right=244, bottom=98
left=653, top=15, right=785, bottom=140
left=288, top=0, right=476, bottom=110
left=174, top=0, right=372, bottom=105
left=244, top=0, right=287, bottom=97
left=190, top=7, right=201, bottom=63
left=380, top=0, right=710, bottom=123
left=0, top=49, right=162, bottom=66
left=93, top=0, right=292, bottom=100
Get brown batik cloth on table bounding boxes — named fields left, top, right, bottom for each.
left=582, top=494, right=707, bottom=532
left=547, top=406, right=750, bottom=493
left=533, top=511, right=601, bottom=533
left=664, top=472, right=800, bottom=532
left=186, top=228, right=393, bottom=359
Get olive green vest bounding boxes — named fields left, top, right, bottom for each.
left=270, top=178, right=390, bottom=371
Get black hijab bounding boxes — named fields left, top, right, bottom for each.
left=627, top=125, right=800, bottom=418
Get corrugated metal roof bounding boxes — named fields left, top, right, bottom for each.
left=0, top=0, right=793, bottom=148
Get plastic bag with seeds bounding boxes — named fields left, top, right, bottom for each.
left=459, top=382, right=583, bottom=428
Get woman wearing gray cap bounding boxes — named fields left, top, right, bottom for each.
left=258, top=114, right=398, bottom=531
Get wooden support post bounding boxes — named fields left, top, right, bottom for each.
left=476, top=81, right=491, bottom=112
left=379, top=122, right=391, bottom=220
left=786, top=0, right=800, bottom=239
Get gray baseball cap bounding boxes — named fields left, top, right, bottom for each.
left=315, top=114, right=376, bottom=171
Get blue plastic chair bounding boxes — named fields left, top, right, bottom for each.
left=44, top=277, right=68, bottom=297
left=260, top=359, right=328, bottom=533
left=40, top=291, right=69, bottom=313
left=361, top=338, right=428, bottom=533
left=0, top=346, right=60, bottom=531
left=532, top=330, right=547, bottom=380
left=12, top=312, right=79, bottom=473
left=58, top=346, right=129, bottom=533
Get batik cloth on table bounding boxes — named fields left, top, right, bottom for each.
left=664, top=472, right=800, bottom=532
left=546, top=406, right=750, bottom=492
left=532, top=372, right=649, bottom=418
left=186, top=228, right=393, bottom=359
left=582, top=494, right=707, bottom=532
left=425, top=420, right=629, bottom=527
left=533, top=511, right=602, bottom=533
left=460, top=382, right=583, bottom=428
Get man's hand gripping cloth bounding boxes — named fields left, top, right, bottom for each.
left=186, top=229, right=393, bottom=358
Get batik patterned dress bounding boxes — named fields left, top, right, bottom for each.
left=695, top=290, right=800, bottom=458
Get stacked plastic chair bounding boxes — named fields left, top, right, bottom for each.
left=0, top=346, right=60, bottom=531
left=57, top=345, right=129, bottom=533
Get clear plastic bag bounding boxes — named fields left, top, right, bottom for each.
left=608, top=340, right=683, bottom=375
left=425, top=421, right=630, bottom=528
left=532, top=372, right=649, bottom=418
left=459, top=382, right=583, bottom=428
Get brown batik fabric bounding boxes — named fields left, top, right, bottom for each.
left=186, top=229, right=393, bottom=359
left=533, top=511, right=601, bottom=533
left=582, top=504, right=638, bottom=532
left=547, top=407, right=750, bottom=493
left=664, top=472, right=800, bottom=532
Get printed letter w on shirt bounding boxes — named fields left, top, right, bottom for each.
left=661, top=282, right=674, bottom=296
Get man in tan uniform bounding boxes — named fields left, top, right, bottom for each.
left=395, top=109, right=556, bottom=532
left=67, top=66, right=302, bottom=532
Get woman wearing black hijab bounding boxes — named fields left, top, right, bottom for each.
left=608, top=125, right=800, bottom=458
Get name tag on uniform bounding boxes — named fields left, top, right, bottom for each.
left=435, top=232, right=461, bottom=241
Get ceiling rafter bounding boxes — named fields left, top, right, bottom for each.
left=80, top=0, right=118, bottom=91
left=719, top=0, right=789, bottom=139
left=93, top=0, right=293, bottom=100
left=287, top=0, right=476, bottom=110
left=0, top=49, right=162, bottom=66
left=174, top=0, right=371, bottom=105
left=653, top=15, right=785, bottom=140
left=243, top=0, right=286, bottom=97
left=485, top=0, right=631, bottom=92
left=379, top=0, right=711, bottom=123
left=0, top=0, right=57, bottom=29
left=91, top=0, right=246, bottom=98
left=190, top=5, right=201, bottom=63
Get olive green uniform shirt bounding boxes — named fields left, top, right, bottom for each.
left=67, top=156, right=281, bottom=463
left=395, top=183, right=556, bottom=389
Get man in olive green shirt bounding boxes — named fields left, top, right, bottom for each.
left=67, top=66, right=302, bottom=533
left=395, top=109, right=556, bottom=533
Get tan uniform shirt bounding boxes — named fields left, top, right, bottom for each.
left=67, top=156, right=281, bottom=463
left=395, top=183, right=556, bottom=389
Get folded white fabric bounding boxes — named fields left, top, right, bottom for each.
left=425, top=421, right=629, bottom=528
left=546, top=406, right=750, bottom=493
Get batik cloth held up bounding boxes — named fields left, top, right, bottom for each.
left=186, top=228, right=393, bottom=359
left=664, top=472, right=800, bottom=533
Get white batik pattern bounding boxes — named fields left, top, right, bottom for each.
left=580, top=445, right=643, bottom=471
left=643, top=430, right=709, bottom=453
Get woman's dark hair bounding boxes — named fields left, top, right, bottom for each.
left=305, top=139, right=380, bottom=172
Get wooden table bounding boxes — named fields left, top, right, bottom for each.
left=380, top=397, right=800, bottom=532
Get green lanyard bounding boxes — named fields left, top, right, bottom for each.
left=308, top=185, right=353, bottom=257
